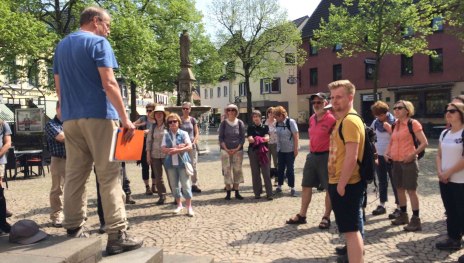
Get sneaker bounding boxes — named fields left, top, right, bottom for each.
left=388, top=208, right=401, bottom=219
left=106, top=230, right=143, bottom=255
left=372, top=205, right=386, bottom=216
left=173, top=206, right=184, bottom=214
left=145, top=185, right=153, bottom=195
left=435, top=238, right=462, bottom=250
left=403, top=215, right=422, bottom=232
left=275, top=187, right=282, bottom=194
left=156, top=196, right=166, bottom=205
left=192, top=185, right=202, bottom=193
left=336, top=254, right=349, bottom=263
left=266, top=195, right=274, bottom=201
left=391, top=212, right=409, bottom=225
left=5, top=209, right=12, bottom=218
left=290, top=189, right=298, bottom=197
left=67, top=226, right=89, bottom=238
left=187, top=207, right=195, bottom=217
left=335, top=245, right=347, bottom=256
left=98, top=224, right=106, bottom=234
left=459, top=254, right=464, bottom=263
left=52, top=219, right=63, bottom=228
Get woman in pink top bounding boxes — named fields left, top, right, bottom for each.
left=385, top=100, right=428, bottom=232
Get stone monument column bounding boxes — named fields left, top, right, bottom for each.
left=178, top=30, right=196, bottom=105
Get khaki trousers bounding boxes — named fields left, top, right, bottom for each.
left=63, top=119, right=126, bottom=234
left=50, top=157, right=65, bottom=221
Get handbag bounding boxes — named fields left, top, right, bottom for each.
left=167, top=131, right=194, bottom=177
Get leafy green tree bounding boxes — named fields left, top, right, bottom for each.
left=437, top=0, right=464, bottom=45
left=0, top=0, right=56, bottom=85
left=211, top=0, right=306, bottom=122
left=313, top=0, right=437, bottom=100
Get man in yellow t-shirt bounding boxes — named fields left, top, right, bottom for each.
left=327, top=80, right=365, bottom=263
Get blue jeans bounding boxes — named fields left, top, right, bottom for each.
left=376, top=156, right=398, bottom=204
left=277, top=151, right=295, bottom=188
left=166, top=167, right=192, bottom=199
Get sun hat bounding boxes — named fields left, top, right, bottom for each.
left=9, top=219, right=48, bottom=245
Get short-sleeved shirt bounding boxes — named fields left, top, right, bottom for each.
left=308, top=111, right=336, bottom=153
left=53, top=31, right=119, bottom=121
left=276, top=117, right=298, bottom=153
left=0, top=122, right=12, bottom=165
left=247, top=123, right=269, bottom=150
left=45, top=116, right=66, bottom=158
left=180, top=116, right=197, bottom=142
left=328, top=110, right=365, bottom=184
left=389, top=119, right=422, bottom=161
left=439, top=128, right=464, bottom=183
left=218, top=119, right=245, bottom=150
left=370, top=119, right=392, bottom=157
left=265, top=120, right=278, bottom=144
left=146, top=123, right=167, bottom=159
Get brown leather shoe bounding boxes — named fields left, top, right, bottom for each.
left=391, top=212, right=409, bottom=225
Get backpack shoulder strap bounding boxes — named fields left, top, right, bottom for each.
left=442, top=129, right=450, bottom=141
left=338, top=113, right=362, bottom=144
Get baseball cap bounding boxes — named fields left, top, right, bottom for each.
left=309, top=92, right=328, bottom=101
left=9, top=220, right=48, bottom=245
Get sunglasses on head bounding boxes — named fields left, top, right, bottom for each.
left=168, top=120, right=178, bottom=124
left=445, top=109, right=458, bottom=114
left=393, top=106, right=405, bottom=110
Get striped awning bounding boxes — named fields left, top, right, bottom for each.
left=0, top=104, right=14, bottom=122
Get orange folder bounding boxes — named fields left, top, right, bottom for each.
left=109, top=128, right=144, bottom=162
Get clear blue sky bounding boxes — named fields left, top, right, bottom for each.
left=195, top=0, right=321, bottom=36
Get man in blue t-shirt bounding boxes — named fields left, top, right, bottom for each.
left=53, top=6, right=141, bottom=255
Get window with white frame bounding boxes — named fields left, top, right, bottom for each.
left=260, top=78, right=281, bottom=94
left=239, top=82, right=247, bottom=97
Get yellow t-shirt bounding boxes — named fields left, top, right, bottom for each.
left=328, top=110, right=365, bottom=184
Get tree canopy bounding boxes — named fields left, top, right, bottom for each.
left=211, top=0, right=306, bottom=122
left=313, top=0, right=438, bottom=99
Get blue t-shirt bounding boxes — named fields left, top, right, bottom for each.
left=0, top=122, right=12, bottom=165
left=53, top=31, right=119, bottom=121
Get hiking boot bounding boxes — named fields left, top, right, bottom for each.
left=98, top=224, right=105, bottom=234
left=67, top=226, right=89, bottom=238
left=403, top=215, right=421, bottom=231
left=391, top=212, right=409, bottom=225
left=435, top=238, right=462, bottom=251
left=192, top=185, right=202, bottom=193
left=372, top=205, right=386, bottom=216
left=235, top=190, right=244, bottom=200
left=151, top=184, right=157, bottom=194
left=335, top=245, right=347, bottom=256
left=388, top=208, right=401, bottom=219
left=145, top=185, right=153, bottom=195
left=275, top=187, right=282, bottom=194
left=106, top=230, right=143, bottom=255
left=336, top=254, right=349, bottom=263
left=125, top=194, right=136, bottom=205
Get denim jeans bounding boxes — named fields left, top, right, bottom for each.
left=277, top=151, right=295, bottom=188
left=166, top=167, right=192, bottom=199
left=376, top=156, right=398, bottom=204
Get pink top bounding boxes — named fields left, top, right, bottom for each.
left=308, top=111, right=336, bottom=153
left=388, top=118, right=422, bottom=161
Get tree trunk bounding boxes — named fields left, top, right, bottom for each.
left=245, top=76, right=253, bottom=125
left=130, top=80, right=137, bottom=121
left=373, top=56, right=381, bottom=102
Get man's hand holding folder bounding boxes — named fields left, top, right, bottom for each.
left=121, top=119, right=136, bottom=143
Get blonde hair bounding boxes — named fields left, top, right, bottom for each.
left=266, top=107, right=274, bottom=115
left=396, top=100, right=415, bottom=117
left=328, top=80, right=356, bottom=95
left=273, top=106, right=287, bottom=117
left=166, top=113, right=182, bottom=124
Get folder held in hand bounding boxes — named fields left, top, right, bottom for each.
left=109, top=128, right=144, bottom=162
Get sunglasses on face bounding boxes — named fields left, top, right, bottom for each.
left=168, top=120, right=178, bottom=124
left=182, top=108, right=190, bottom=110
left=445, top=109, right=458, bottom=114
left=146, top=109, right=153, bottom=112
left=312, top=101, right=323, bottom=105
left=393, top=106, right=405, bottom=110
left=226, top=109, right=236, bottom=112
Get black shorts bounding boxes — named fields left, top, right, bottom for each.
left=328, top=181, right=364, bottom=233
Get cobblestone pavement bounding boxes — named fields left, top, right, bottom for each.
left=2, top=131, right=463, bottom=263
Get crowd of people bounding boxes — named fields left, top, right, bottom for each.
left=0, top=5, right=463, bottom=262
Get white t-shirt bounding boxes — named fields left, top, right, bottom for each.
left=370, top=120, right=391, bottom=156
left=440, top=128, right=464, bottom=183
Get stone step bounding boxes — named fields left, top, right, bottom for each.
left=0, top=235, right=102, bottom=263
left=100, top=247, right=162, bottom=263
left=163, top=254, right=214, bottom=263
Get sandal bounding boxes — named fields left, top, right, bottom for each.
left=286, top=214, right=307, bottom=225
left=318, top=216, right=331, bottom=229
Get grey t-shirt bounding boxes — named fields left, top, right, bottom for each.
left=0, top=122, right=12, bottom=164
left=218, top=120, right=245, bottom=150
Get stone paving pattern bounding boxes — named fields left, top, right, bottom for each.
left=2, top=131, right=463, bottom=262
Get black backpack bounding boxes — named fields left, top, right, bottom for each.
left=391, top=119, right=425, bottom=160
left=442, top=128, right=464, bottom=156
left=276, top=118, right=294, bottom=140
left=338, top=113, right=377, bottom=187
